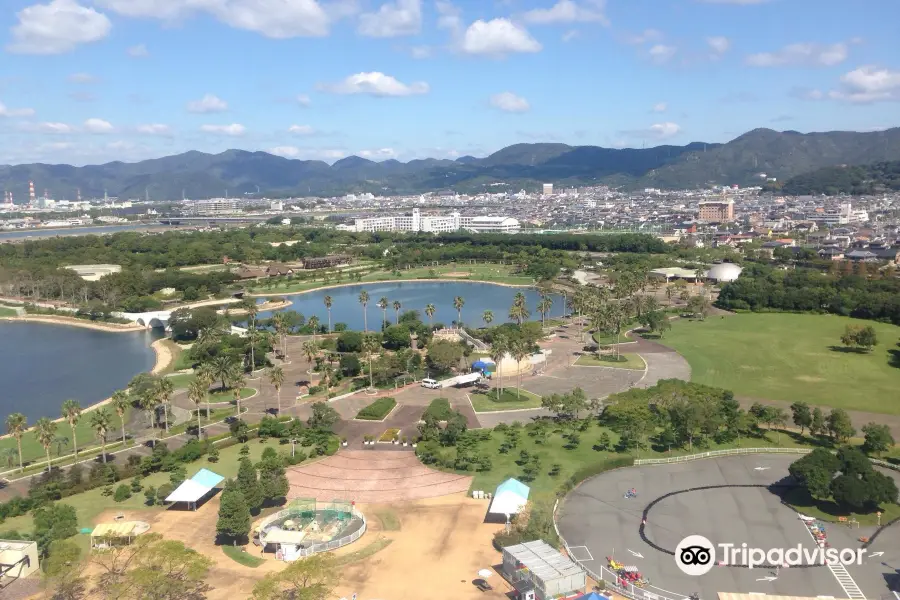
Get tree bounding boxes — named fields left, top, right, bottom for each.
left=826, top=408, right=855, bottom=442
left=377, top=296, right=389, bottom=329
left=33, top=503, right=78, bottom=556
left=841, top=324, right=878, bottom=352
left=258, top=452, right=289, bottom=505
left=362, top=333, right=381, bottom=391
left=789, top=448, right=840, bottom=499
left=35, top=417, right=58, bottom=472
left=268, top=366, right=285, bottom=415
left=210, top=355, right=238, bottom=392
left=252, top=552, right=338, bottom=600
left=6, top=412, right=27, bottom=472
left=358, top=290, right=370, bottom=333
left=244, top=299, right=260, bottom=373
left=44, top=539, right=85, bottom=600
left=508, top=294, right=530, bottom=325
left=237, top=456, right=263, bottom=513
left=862, top=422, right=894, bottom=456
left=217, top=480, right=251, bottom=544
left=339, top=353, right=361, bottom=376
left=393, top=300, right=402, bottom=324
left=427, top=339, right=465, bottom=374
left=308, top=401, right=339, bottom=430
left=154, top=377, right=175, bottom=435
left=790, top=402, right=813, bottom=435
left=511, top=338, right=530, bottom=398
left=90, top=408, right=112, bottom=464
left=228, top=371, right=246, bottom=416
left=453, top=296, right=465, bottom=327
left=60, top=399, right=82, bottom=462
left=196, top=362, right=215, bottom=419
left=592, top=301, right=626, bottom=359
left=188, top=378, right=207, bottom=437
left=643, top=310, right=671, bottom=337
left=482, top=310, right=494, bottom=327
left=603, top=397, right=654, bottom=450
left=111, top=390, right=129, bottom=445
left=541, top=388, right=589, bottom=421
left=810, top=407, right=826, bottom=436
left=490, top=336, right=509, bottom=396
left=687, top=295, right=710, bottom=320
left=323, top=295, right=333, bottom=333
left=307, top=315, right=320, bottom=339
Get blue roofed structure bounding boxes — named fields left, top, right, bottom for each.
left=489, top=478, right=530, bottom=516
left=165, top=468, right=225, bottom=510
left=191, top=468, right=225, bottom=489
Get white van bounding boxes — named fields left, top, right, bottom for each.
left=421, top=378, right=440, bottom=389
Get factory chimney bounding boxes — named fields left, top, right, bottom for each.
left=29, top=181, right=35, bottom=203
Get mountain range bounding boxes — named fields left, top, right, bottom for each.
left=3, top=127, right=900, bottom=200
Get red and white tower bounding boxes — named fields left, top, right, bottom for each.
left=28, top=181, right=35, bottom=204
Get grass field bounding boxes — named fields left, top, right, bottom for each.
left=783, top=486, right=900, bottom=526
left=574, top=353, right=646, bottom=370
left=221, top=544, right=265, bottom=567
left=469, top=387, right=542, bottom=412
left=661, top=313, right=900, bottom=413
left=0, top=307, right=18, bottom=317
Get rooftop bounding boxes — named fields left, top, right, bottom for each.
left=503, top=540, right=584, bottom=583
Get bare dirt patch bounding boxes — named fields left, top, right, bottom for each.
left=441, top=271, right=472, bottom=277
left=795, top=375, right=826, bottom=383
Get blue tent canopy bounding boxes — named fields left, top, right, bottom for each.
left=472, top=359, right=494, bottom=370
left=576, top=593, right=610, bottom=600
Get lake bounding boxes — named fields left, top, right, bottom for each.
left=258, top=281, right=566, bottom=330
left=0, top=323, right=160, bottom=422
left=0, top=223, right=164, bottom=241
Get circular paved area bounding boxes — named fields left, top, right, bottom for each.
left=558, top=454, right=897, bottom=600
left=286, top=450, right=472, bottom=503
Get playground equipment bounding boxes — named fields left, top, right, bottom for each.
left=607, top=557, right=648, bottom=588
left=257, top=498, right=364, bottom=561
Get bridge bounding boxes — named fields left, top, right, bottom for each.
left=117, top=310, right=247, bottom=336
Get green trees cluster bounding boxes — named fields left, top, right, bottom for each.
left=789, top=447, right=898, bottom=512
left=840, top=324, right=878, bottom=352
left=216, top=446, right=289, bottom=544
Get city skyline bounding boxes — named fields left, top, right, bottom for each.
left=0, top=0, right=898, bottom=166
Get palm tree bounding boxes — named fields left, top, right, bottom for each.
left=35, top=417, right=57, bottom=472
left=593, top=302, right=626, bottom=360
left=324, top=295, right=333, bottom=333
left=453, top=296, right=465, bottom=328
left=246, top=326, right=259, bottom=373
left=271, top=312, right=287, bottom=359
left=0, top=448, right=17, bottom=470
left=308, top=315, right=320, bottom=340
left=362, top=334, right=381, bottom=391
left=61, top=399, right=82, bottom=462
left=154, top=378, right=175, bottom=434
left=425, top=304, right=436, bottom=329
left=377, top=297, right=389, bottom=329
left=542, top=296, right=554, bottom=325
left=482, top=310, right=494, bottom=327
left=111, top=390, right=129, bottom=445
left=229, top=371, right=246, bottom=416
left=5, top=413, right=27, bottom=472
left=188, top=378, right=207, bottom=437
left=508, top=302, right=529, bottom=325
left=302, top=340, right=318, bottom=373
left=321, top=364, right=334, bottom=397
left=210, top=355, right=238, bottom=391
left=490, top=336, right=509, bottom=398
left=392, top=300, right=402, bottom=324
left=512, top=339, right=530, bottom=399
left=268, top=366, right=285, bottom=415
left=90, top=409, right=111, bottom=464
left=139, top=389, right=157, bottom=431
left=196, top=363, right=216, bottom=419
left=358, top=290, right=370, bottom=332
left=243, top=300, right=260, bottom=372
left=537, top=298, right=550, bottom=328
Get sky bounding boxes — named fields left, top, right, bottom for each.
left=0, top=0, right=898, bottom=166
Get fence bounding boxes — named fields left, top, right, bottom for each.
left=458, top=328, right=489, bottom=351
left=296, top=508, right=367, bottom=558
left=634, top=447, right=812, bottom=465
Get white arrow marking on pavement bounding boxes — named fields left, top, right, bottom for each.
left=756, top=576, right=777, bottom=582
left=628, top=549, right=644, bottom=559
left=870, top=551, right=884, bottom=557
left=754, top=467, right=770, bottom=471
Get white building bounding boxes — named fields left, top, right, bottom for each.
left=350, top=209, right=518, bottom=234
left=542, top=183, right=553, bottom=196
left=460, top=215, right=521, bottom=233
left=270, top=200, right=284, bottom=211
left=193, top=198, right=241, bottom=216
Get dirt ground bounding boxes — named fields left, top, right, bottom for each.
left=441, top=272, right=472, bottom=277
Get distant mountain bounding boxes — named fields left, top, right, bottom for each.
left=780, top=160, right=900, bottom=195
left=3, top=127, right=900, bottom=199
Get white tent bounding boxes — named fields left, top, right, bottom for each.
left=488, top=478, right=530, bottom=517
left=165, top=468, right=224, bottom=510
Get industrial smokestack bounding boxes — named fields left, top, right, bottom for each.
left=29, top=181, right=35, bottom=203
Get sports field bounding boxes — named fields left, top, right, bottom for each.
left=662, top=313, right=900, bottom=413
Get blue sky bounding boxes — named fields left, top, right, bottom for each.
left=0, top=0, right=898, bottom=166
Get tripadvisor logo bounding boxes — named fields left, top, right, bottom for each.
left=675, top=535, right=867, bottom=575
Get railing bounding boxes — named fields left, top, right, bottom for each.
left=458, top=328, right=489, bottom=351
left=634, top=447, right=811, bottom=465
left=297, top=511, right=367, bottom=557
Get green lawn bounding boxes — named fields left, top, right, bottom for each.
left=355, top=397, right=397, bottom=420
left=469, top=388, right=543, bottom=412
left=208, top=387, right=256, bottom=403
left=0, top=408, right=128, bottom=471
left=783, top=486, right=900, bottom=526
left=0, top=307, right=18, bottom=317
left=0, top=438, right=295, bottom=536
left=661, top=313, right=900, bottom=413
left=574, top=353, right=646, bottom=370
left=222, top=544, right=265, bottom=567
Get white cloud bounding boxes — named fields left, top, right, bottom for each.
left=67, top=72, right=98, bottom=84
left=84, top=118, right=114, bottom=133
left=649, top=122, right=681, bottom=139
left=436, top=0, right=462, bottom=34
left=187, top=94, right=228, bottom=113
left=200, top=123, right=246, bottom=136
left=490, top=92, right=530, bottom=113
left=561, top=29, right=578, bottom=42
left=0, top=102, right=36, bottom=118
left=827, top=65, right=900, bottom=103
left=136, top=123, right=171, bottom=135
left=270, top=145, right=302, bottom=158
left=652, top=102, right=667, bottom=113
left=318, top=72, right=429, bottom=96
left=648, top=44, right=677, bottom=63
left=7, top=0, right=112, bottom=55
left=706, top=36, right=730, bottom=55
left=127, top=44, right=149, bottom=57
left=624, top=29, right=662, bottom=45
left=39, top=122, right=74, bottom=134
left=288, top=124, right=316, bottom=135
left=358, top=0, right=421, bottom=37
left=746, top=42, right=848, bottom=67
left=461, top=19, right=542, bottom=56
left=410, top=45, right=432, bottom=58
left=268, top=146, right=347, bottom=160
left=296, top=94, right=312, bottom=107
left=359, top=148, right=397, bottom=159
left=522, top=0, right=608, bottom=26
left=96, top=0, right=331, bottom=38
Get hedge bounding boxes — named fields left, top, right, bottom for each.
left=356, top=397, right=397, bottom=421
left=423, top=398, right=454, bottom=421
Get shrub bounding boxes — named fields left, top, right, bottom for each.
left=113, top=484, right=131, bottom=503
left=144, top=486, right=157, bottom=506
left=356, top=397, right=397, bottom=421
left=156, top=483, right=174, bottom=503
left=130, top=476, right=143, bottom=493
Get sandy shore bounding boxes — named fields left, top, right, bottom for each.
left=248, top=277, right=535, bottom=298
left=151, top=339, right=174, bottom=374
left=220, top=299, right=292, bottom=314
left=0, top=314, right=146, bottom=332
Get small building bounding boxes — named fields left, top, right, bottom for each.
left=165, top=468, right=225, bottom=510
left=489, top=478, right=530, bottom=520
left=649, top=267, right=703, bottom=282
left=501, top=540, right=586, bottom=600
left=302, top=255, right=352, bottom=270
left=0, top=539, right=38, bottom=582
left=90, top=521, right=151, bottom=549
left=705, top=263, right=743, bottom=283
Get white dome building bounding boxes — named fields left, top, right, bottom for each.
left=705, top=263, right=743, bottom=283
